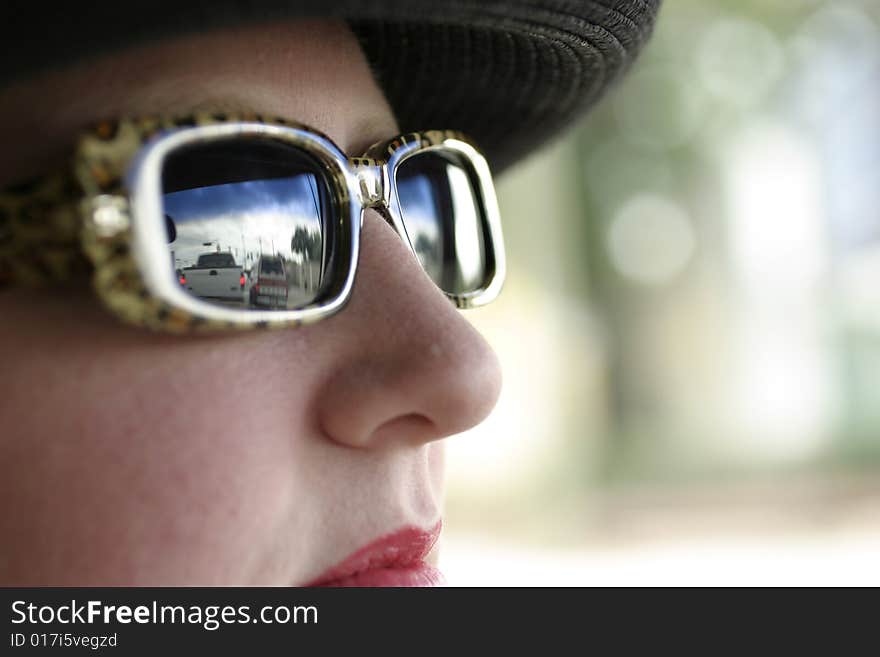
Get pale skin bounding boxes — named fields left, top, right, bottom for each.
left=0, top=20, right=501, bottom=585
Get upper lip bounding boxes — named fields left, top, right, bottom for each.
left=305, top=520, right=442, bottom=586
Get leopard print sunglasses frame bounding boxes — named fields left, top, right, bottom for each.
left=0, top=113, right=505, bottom=333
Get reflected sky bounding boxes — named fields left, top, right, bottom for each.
left=397, top=174, right=442, bottom=282
left=396, top=160, right=486, bottom=294
left=163, top=174, right=323, bottom=270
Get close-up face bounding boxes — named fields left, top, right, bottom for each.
left=0, top=20, right=501, bottom=585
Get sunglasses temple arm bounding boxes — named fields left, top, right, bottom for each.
left=0, top=171, right=92, bottom=287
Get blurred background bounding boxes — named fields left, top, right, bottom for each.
left=440, top=0, right=880, bottom=585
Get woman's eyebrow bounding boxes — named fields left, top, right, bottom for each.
left=345, top=113, right=400, bottom=156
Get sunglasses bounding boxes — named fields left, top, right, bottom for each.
left=0, top=113, right=505, bottom=332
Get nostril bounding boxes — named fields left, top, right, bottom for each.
left=370, top=414, right=437, bottom=446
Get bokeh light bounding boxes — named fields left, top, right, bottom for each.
left=606, top=194, right=696, bottom=286
left=697, top=17, right=785, bottom=108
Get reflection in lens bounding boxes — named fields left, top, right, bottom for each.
left=395, top=151, right=488, bottom=295
left=161, top=138, right=332, bottom=311
left=165, top=214, right=177, bottom=243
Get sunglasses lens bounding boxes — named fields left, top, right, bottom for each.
left=395, top=150, right=489, bottom=295
left=161, top=137, right=335, bottom=311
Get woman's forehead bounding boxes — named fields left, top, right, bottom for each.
left=0, top=19, right=399, bottom=186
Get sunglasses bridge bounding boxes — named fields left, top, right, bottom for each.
left=350, top=159, right=391, bottom=211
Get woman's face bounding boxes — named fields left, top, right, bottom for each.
left=0, top=21, right=501, bottom=585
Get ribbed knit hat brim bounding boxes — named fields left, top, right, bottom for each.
left=1, top=0, right=662, bottom=170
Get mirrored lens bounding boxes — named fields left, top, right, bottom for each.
left=395, top=150, right=488, bottom=295
left=161, top=137, right=333, bottom=311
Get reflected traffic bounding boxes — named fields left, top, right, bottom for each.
left=161, top=137, right=329, bottom=311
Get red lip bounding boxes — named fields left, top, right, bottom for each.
left=306, top=521, right=444, bottom=587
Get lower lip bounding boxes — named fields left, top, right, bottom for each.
left=318, top=563, right=445, bottom=587
left=307, top=523, right=444, bottom=587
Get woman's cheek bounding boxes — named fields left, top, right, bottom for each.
left=0, top=326, right=311, bottom=585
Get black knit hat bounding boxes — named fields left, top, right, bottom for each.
left=1, top=1, right=662, bottom=170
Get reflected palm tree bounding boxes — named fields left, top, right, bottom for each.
left=291, top=226, right=323, bottom=290
left=414, top=233, right=435, bottom=257
left=291, top=227, right=322, bottom=262
left=164, top=214, right=177, bottom=243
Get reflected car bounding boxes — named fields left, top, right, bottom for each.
left=249, top=256, right=289, bottom=308
left=181, top=252, right=247, bottom=302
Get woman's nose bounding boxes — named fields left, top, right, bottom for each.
left=315, top=209, right=502, bottom=449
